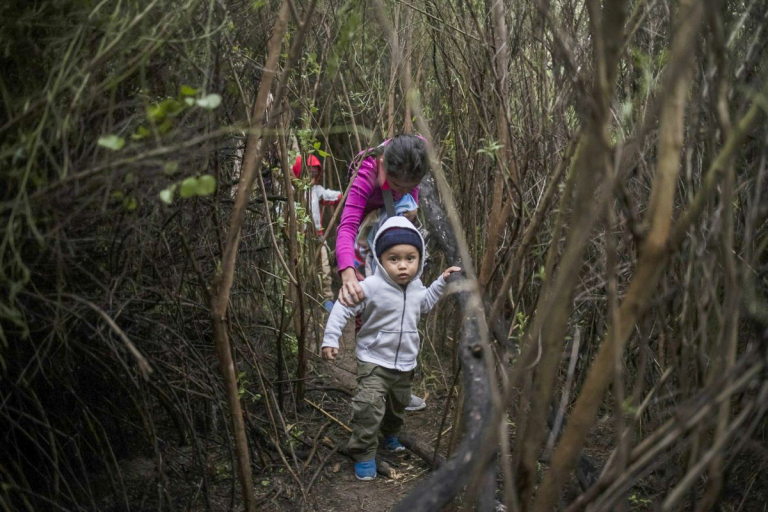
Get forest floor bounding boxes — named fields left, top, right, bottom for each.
left=275, top=320, right=448, bottom=512
left=99, top=317, right=768, bottom=511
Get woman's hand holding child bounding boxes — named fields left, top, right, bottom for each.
left=339, top=267, right=365, bottom=307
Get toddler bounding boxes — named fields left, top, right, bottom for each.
left=322, top=216, right=460, bottom=480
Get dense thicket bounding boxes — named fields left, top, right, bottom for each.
left=1, top=0, right=767, bottom=510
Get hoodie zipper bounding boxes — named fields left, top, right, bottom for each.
left=393, top=287, right=407, bottom=367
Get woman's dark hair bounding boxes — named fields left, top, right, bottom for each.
left=382, top=134, right=428, bottom=183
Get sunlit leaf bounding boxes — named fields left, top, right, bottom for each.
left=180, top=177, right=198, bottom=198
left=195, top=175, right=216, bottom=196
left=180, top=85, right=198, bottom=96
left=98, top=135, right=125, bottom=151
left=196, top=94, right=222, bottom=109
left=159, top=188, right=174, bottom=205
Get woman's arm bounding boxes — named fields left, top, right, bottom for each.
left=335, top=157, right=377, bottom=271
left=336, top=157, right=378, bottom=306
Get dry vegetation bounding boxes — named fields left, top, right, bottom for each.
left=1, top=0, right=767, bottom=510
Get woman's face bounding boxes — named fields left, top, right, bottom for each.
left=378, top=158, right=420, bottom=193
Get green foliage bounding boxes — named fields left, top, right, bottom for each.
left=628, top=492, right=652, bottom=508
left=98, top=135, right=125, bottom=151
left=313, top=141, right=330, bottom=158
left=147, top=98, right=186, bottom=124
left=327, top=1, right=361, bottom=78
left=476, top=138, right=503, bottom=159
left=196, top=94, right=222, bottom=110
left=164, top=161, right=180, bottom=175
left=180, top=85, right=198, bottom=96
left=158, top=188, right=174, bottom=205
left=174, top=175, right=216, bottom=202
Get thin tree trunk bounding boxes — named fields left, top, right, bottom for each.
left=403, top=5, right=413, bottom=134
left=210, top=4, right=291, bottom=511
left=387, top=4, right=400, bottom=138
left=478, top=0, right=515, bottom=289
left=277, top=112, right=307, bottom=403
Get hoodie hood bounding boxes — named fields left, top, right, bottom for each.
left=371, top=216, right=426, bottom=283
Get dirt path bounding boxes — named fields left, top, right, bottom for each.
left=278, top=320, right=445, bottom=511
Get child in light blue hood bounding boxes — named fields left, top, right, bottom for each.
left=322, top=216, right=460, bottom=480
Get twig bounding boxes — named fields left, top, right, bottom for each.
left=303, top=398, right=352, bottom=432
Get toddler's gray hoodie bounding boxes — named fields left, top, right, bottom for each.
left=322, top=216, right=446, bottom=372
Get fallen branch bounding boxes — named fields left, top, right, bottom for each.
left=303, top=398, right=352, bottom=433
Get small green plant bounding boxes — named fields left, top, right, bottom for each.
left=628, top=492, right=652, bottom=508
left=476, top=138, right=503, bottom=159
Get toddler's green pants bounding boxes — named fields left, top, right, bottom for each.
left=347, top=360, right=412, bottom=462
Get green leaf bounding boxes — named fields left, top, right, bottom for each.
left=131, top=125, right=150, bottom=141
left=147, top=104, right=164, bottom=122
left=98, top=135, right=125, bottom=151
left=164, top=161, right=179, bottom=175
left=180, top=85, right=198, bottom=96
left=195, top=175, right=216, bottom=196
left=317, top=149, right=330, bottom=158
left=184, top=97, right=195, bottom=106
left=158, top=119, right=173, bottom=134
left=147, top=98, right=184, bottom=123
left=251, top=0, right=266, bottom=11
left=313, top=141, right=321, bottom=149
left=180, top=177, right=198, bottom=198
left=196, top=94, right=222, bottom=109
left=159, top=188, right=174, bottom=205
left=123, top=197, right=138, bottom=211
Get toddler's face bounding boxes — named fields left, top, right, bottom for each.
left=380, top=244, right=420, bottom=285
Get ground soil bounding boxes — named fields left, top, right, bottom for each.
left=267, top=320, right=449, bottom=511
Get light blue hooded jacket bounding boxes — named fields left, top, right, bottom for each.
left=322, top=216, right=446, bottom=372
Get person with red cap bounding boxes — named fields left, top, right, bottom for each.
left=292, top=155, right=341, bottom=312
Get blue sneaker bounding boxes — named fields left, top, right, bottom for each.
left=323, top=300, right=334, bottom=313
left=354, top=458, right=376, bottom=481
left=384, top=435, right=406, bottom=452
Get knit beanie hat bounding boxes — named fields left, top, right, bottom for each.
left=375, top=227, right=423, bottom=260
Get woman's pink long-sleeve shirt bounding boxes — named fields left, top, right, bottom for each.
left=335, top=154, right=419, bottom=272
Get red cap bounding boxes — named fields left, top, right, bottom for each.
left=292, top=154, right=322, bottom=178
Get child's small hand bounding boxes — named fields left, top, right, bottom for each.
left=443, top=266, right=462, bottom=279
left=403, top=209, right=418, bottom=222
left=322, top=347, right=339, bottom=360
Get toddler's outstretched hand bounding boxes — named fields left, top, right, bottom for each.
left=442, top=266, right=462, bottom=279
left=322, top=347, right=339, bottom=360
